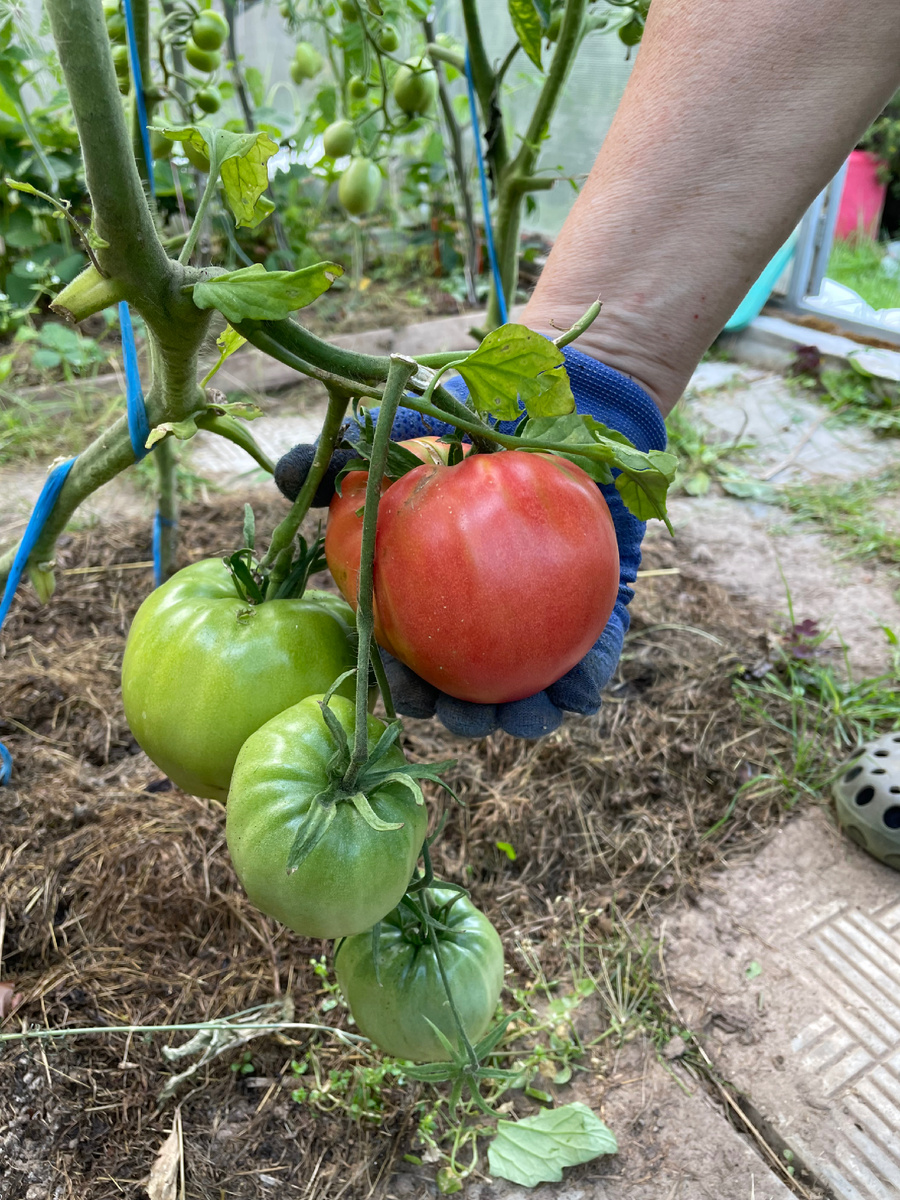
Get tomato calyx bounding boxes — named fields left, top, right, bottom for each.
left=224, top=504, right=329, bottom=605
left=334, top=412, right=471, bottom=496
left=285, top=690, right=458, bottom=876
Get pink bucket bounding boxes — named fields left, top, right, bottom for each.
left=836, top=149, right=888, bottom=239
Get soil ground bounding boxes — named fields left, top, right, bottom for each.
left=1, top=326, right=899, bottom=1199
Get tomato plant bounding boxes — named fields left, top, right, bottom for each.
left=336, top=889, right=504, bottom=1062
left=225, top=694, right=430, bottom=939
left=121, top=557, right=357, bottom=801
left=328, top=449, right=619, bottom=704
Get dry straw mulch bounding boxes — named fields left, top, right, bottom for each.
left=0, top=495, right=787, bottom=1199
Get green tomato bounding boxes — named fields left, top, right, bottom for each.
left=322, top=119, right=355, bottom=158
left=184, top=39, right=221, bottom=72
left=338, top=157, right=381, bottom=216
left=112, top=43, right=130, bottom=78
left=378, top=23, right=399, bottom=53
left=336, top=889, right=505, bottom=1062
left=121, top=558, right=357, bottom=801
left=392, top=57, right=437, bottom=116
left=618, top=17, right=644, bottom=45
left=338, top=0, right=357, bottom=18
left=348, top=74, right=368, bottom=99
left=291, top=41, right=323, bottom=82
left=182, top=138, right=211, bottom=171
left=226, top=694, right=429, bottom=939
left=195, top=87, right=221, bottom=113
left=106, top=10, right=127, bottom=43
left=150, top=129, right=173, bottom=160
left=191, top=10, right=229, bottom=51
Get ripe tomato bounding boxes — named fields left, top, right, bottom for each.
left=121, top=558, right=356, bottom=801
left=335, top=889, right=504, bottom=1062
left=328, top=450, right=619, bottom=705
left=325, top=436, right=469, bottom=607
left=226, top=695, right=428, bottom=939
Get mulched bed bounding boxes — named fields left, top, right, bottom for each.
left=0, top=493, right=790, bottom=1199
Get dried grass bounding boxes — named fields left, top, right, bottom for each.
left=0, top=496, right=790, bottom=1199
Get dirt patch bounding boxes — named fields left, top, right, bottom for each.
left=0, top=493, right=804, bottom=1199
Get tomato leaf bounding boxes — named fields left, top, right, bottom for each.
left=156, top=125, right=278, bottom=228
left=200, top=324, right=247, bottom=387
left=347, top=413, right=426, bottom=480
left=242, top=504, right=255, bottom=553
left=487, top=1102, right=618, bottom=1187
left=456, top=325, right=574, bottom=421
left=192, top=262, right=343, bottom=324
left=508, top=0, right=544, bottom=69
left=520, top=414, right=678, bottom=529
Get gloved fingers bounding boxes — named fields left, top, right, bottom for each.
left=380, top=650, right=439, bottom=719
left=435, top=694, right=499, bottom=738
left=497, top=692, right=563, bottom=738
left=546, top=602, right=629, bottom=714
left=274, top=444, right=358, bottom=505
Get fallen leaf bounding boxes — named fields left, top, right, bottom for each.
left=146, top=1113, right=182, bottom=1200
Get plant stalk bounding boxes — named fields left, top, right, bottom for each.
left=154, top=436, right=178, bottom=581
left=343, top=356, right=416, bottom=786
left=262, top=388, right=350, bottom=584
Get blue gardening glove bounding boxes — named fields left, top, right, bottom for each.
left=274, top=346, right=667, bottom=739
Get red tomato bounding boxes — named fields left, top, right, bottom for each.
left=328, top=449, right=619, bottom=705
left=325, top=436, right=469, bottom=607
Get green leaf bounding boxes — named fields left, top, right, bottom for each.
left=456, top=324, right=574, bottom=421
left=488, top=1102, right=618, bottom=1187
left=191, top=262, right=343, bottom=324
left=156, top=125, right=278, bottom=228
left=244, top=65, right=265, bottom=108
left=521, top=414, right=616, bottom=482
left=242, top=503, right=255, bottom=552
left=508, top=0, right=544, bottom=69
left=146, top=413, right=201, bottom=449
left=613, top=448, right=678, bottom=527
left=683, top=469, right=711, bottom=497
left=200, top=324, right=248, bottom=386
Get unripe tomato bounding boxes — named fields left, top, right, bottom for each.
left=195, top=87, right=221, bottom=113
left=226, top=695, right=428, bottom=939
left=291, top=41, right=322, bottom=82
left=322, top=118, right=355, bottom=157
left=338, top=156, right=381, bottom=216
left=392, top=56, right=437, bottom=116
left=619, top=17, right=644, bottom=45
left=338, top=0, right=357, bottom=18
left=112, top=43, right=130, bottom=78
left=122, top=559, right=357, bottom=801
left=183, top=138, right=211, bottom=172
left=379, top=23, right=399, bottom=52
left=191, top=10, right=229, bottom=51
left=348, top=74, right=368, bottom=99
left=150, top=129, right=173, bottom=159
left=336, top=889, right=504, bottom=1062
left=330, top=450, right=620, bottom=704
left=185, top=39, right=221, bottom=72
left=106, top=10, right=127, bottom=43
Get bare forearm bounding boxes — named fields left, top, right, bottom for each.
left=524, top=0, right=900, bottom=415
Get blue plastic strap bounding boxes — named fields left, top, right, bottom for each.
left=152, top=511, right=177, bottom=588
left=122, top=0, right=156, bottom=198
left=119, top=300, right=151, bottom=460
left=464, top=49, right=508, bottom=325
left=0, top=457, right=77, bottom=786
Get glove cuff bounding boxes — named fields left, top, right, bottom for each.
left=559, top=346, right=667, bottom=454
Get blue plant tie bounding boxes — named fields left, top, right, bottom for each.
left=0, top=457, right=77, bottom=784
left=122, top=0, right=156, bottom=198
left=464, top=49, right=508, bottom=325
left=152, top=512, right=177, bottom=588
left=119, top=300, right=151, bottom=460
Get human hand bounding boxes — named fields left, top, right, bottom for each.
left=274, top=345, right=667, bottom=738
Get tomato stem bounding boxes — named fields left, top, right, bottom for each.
left=423, top=890, right=481, bottom=1072
left=343, top=355, right=417, bottom=786
left=262, top=387, right=349, bottom=586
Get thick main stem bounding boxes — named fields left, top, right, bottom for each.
left=344, top=356, right=416, bottom=785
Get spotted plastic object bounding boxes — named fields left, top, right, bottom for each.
left=832, top=730, right=900, bottom=869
